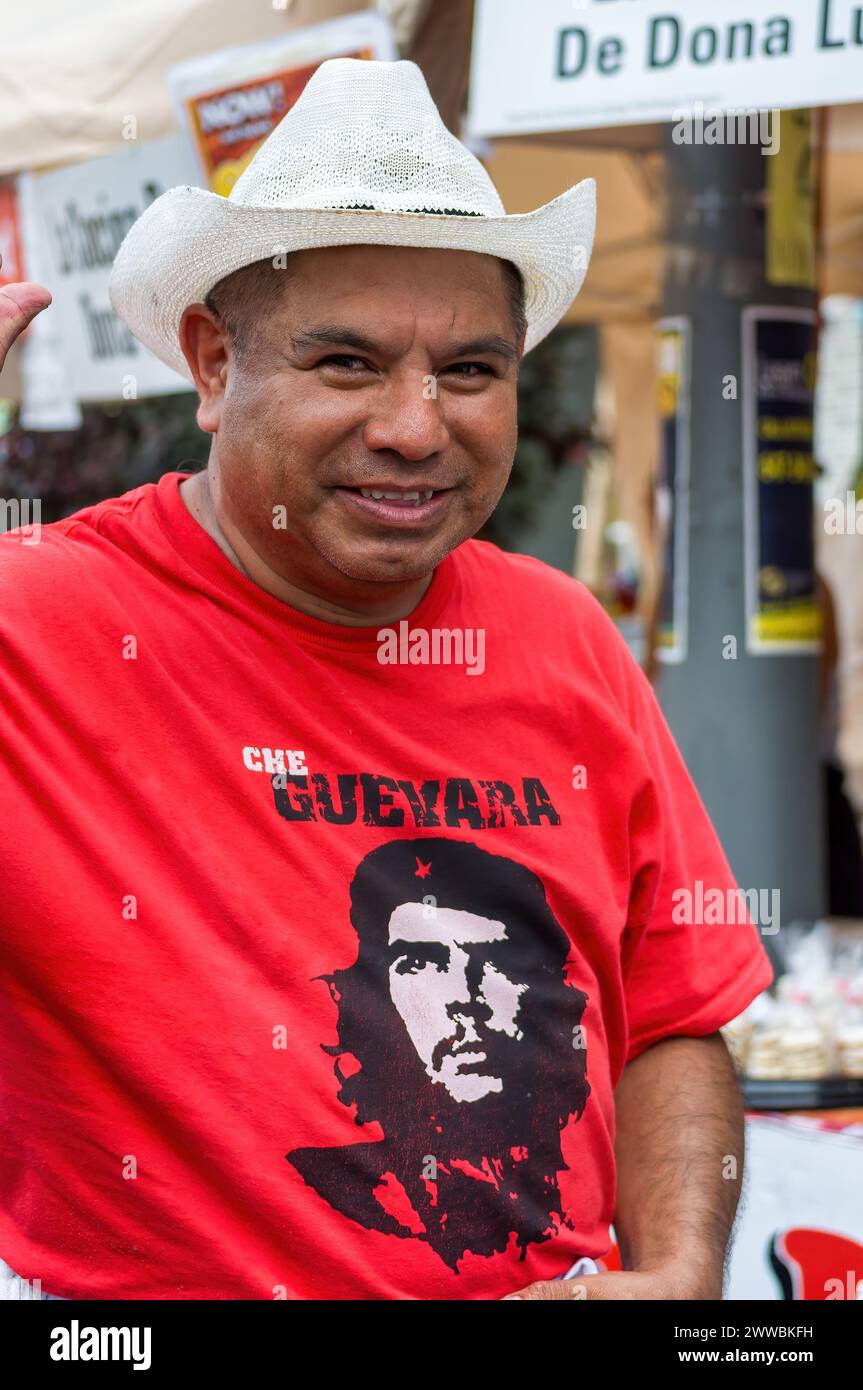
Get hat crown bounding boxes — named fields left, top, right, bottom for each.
left=228, top=58, right=505, bottom=218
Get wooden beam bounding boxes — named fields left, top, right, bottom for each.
left=406, top=0, right=475, bottom=133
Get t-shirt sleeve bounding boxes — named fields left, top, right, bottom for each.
left=616, top=655, right=775, bottom=1067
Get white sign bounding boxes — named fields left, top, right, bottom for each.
left=15, top=172, right=81, bottom=430
left=31, top=135, right=200, bottom=402
left=726, top=1115, right=863, bottom=1300
left=469, top=0, right=863, bottom=137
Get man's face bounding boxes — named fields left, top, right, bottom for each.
left=190, top=244, right=522, bottom=593
left=387, top=902, right=528, bottom=1103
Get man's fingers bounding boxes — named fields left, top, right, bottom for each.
left=0, top=282, right=52, bottom=319
left=502, top=1279, right=591, bottom=1300
left=0, top=282, right=52, bottom=368
left=501, top=1272, right=653, bottom=1300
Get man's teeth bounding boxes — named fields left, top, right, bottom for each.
left=359, top=489, right=435, bottom=504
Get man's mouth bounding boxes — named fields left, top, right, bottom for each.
left=358, top=487, right=435, bottom=507
left=335, top=483, right=452, bottom=527
left=433, top=1032, right=490, bottom=1071
left=449, top=1050, right=488, bottom=1073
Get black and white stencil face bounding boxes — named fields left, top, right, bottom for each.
left=387, top=903, right=528, bottom=1103
left=287, top=837, right=591, bottom=1270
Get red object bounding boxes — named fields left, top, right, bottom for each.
left=0, top=472, right=773, bottom=1299
left=771, top=1229, right=863, bottom=1300
left=0, top=180, right=24, bottom=285
left=598, top=1241, right=622, bottom=1273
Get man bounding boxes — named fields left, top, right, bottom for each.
left=287, top=837, right=590, bottom=1270
left=0, top=57, right=771, bottom=1301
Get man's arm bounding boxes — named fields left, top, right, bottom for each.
left=611, top=1032, right=742, bottom=1294
left=502, top=1034, right=743, bottom=1300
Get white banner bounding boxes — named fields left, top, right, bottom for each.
left=469, top=0, right=863, bottom=137
left=16, top=172, right=81, bottom=430
left=726, top=1115, right=863, bottom=1300
left=30, top=135, right=200, bottom=402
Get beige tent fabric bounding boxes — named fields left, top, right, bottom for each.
left=0, top=0, right=380, bottom=177
left=600, top=322, right=661, bottom=637
left=482, top=140, right=664, bottom=325
left=381, top=0, right=433, bottom=53
left=484, top=104, right=863, bottom=317
left=822, top=105, right=863, bottom=297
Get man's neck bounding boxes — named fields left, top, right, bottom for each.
left=178, top=468, right=434, bottom=627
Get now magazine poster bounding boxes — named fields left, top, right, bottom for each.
left=167, top=11, right=397, bottom=197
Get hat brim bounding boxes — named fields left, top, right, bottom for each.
left=108, top=179, right=596, bottom=382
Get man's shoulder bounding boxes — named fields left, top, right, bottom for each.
left=0, top=481, right=157, bottom=618
left=456, top=537, right=619, bottom=630
left=455, top=537, right=647, bottom=710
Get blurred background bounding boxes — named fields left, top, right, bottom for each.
left=1, top=0, right=862, bottom=1299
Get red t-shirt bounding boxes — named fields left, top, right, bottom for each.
left=0, top=471, right=772, bottom=1300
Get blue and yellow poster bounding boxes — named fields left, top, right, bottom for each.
left=742, top=307, right=820, bottom=655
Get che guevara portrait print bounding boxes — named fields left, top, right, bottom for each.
left=287, top=837, right=590, bottom=1271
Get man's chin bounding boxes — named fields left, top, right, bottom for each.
left=322, top=536, right=458, bottom=587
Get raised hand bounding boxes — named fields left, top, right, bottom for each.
left=0, top=280, right=52, bottom=375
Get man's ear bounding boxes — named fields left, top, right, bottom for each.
left=179, top=303, right=230, bottom=434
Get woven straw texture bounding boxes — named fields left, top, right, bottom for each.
left=109, top=58, right=596, bottom=379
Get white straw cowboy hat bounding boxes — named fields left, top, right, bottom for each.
left=109, top=57, right=596, bottom=381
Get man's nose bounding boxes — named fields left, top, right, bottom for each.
left=362, top=374, right=450, bottom=461
left=445, top=950, right=492, bottom=1020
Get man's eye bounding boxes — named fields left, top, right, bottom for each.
left=319, top=355, right=371, bottom=371
left=444, top=362, right=494, bottom=378
left=394, top=953, right=431, bottom=975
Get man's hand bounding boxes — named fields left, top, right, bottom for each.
left=0, top=281, right=52, bottom=373
left=501, top=1262, right=722, bottom=1301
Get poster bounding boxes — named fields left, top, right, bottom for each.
left=30, top=136, right=200, bottom=402
left=168, top=12, right=397, bottom=196
left=656, top=318, right=690, bottom=664
left=742, top=307, right=820, bottom=654
left=725, top=1115, right=863, bottom=1300
left=0, top=179, right=24, bottom=285
left=766, top=110, right=817, bottom=291
left=15, top=171, right=82, bottom=430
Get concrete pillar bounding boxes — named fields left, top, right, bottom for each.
left=657, top=114, right=824, bottom=934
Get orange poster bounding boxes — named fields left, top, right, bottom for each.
left=185, top=49, right=370, bottom=197
left=168, top=13, right=396, bottom=197
left=0, top=180, right=24, bottom=285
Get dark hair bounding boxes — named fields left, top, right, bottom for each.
left=204, top=251, right=526, bottom=358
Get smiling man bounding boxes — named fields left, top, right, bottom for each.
left=178, top=240, right=524, bottom=621
left=0, top=58, right=772, bottom=1302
